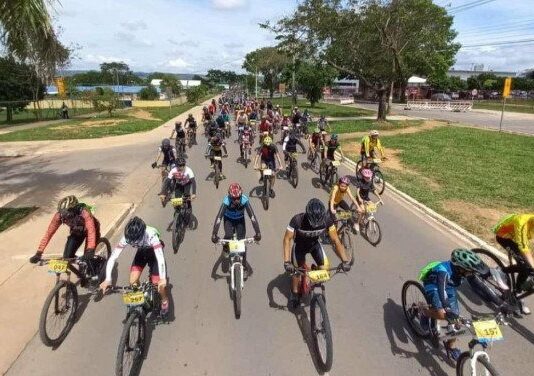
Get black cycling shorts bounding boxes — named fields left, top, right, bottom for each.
left=130, top=247, right=166, bottom=284
left=291, top=242, right=329, bottom=268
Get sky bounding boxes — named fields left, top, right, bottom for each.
left=52, top=0, right=534, bottom=74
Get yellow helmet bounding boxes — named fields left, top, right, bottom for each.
left=263, top=136, right=273, bottom=146
left=57, top=195, right=78, bottom=212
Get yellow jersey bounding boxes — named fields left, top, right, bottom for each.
left=361, top=135, right=384, bottom=157
left=493, top=214, right=534, bottom=254
left=330, top=184, right=352, bottom=205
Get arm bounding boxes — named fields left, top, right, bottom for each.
left=212, top=203, right=226, bottom=238
left=337, top=146, right=345, bottom=160
left=104, top=238, right=126, bottom=282
left=363, top=138, right=371, bottom=157
left=81, top=209, right=97, bottom=250
left=275, top=150, right=284, bottom=169
left=283, top=229, right=294, bottom=263
left=347, top=188, right=362, bottom=211
left=329, top=187, right=337, bottom=214
left=297, top=139, right=306, bottom=153
left=37, top=213, right=62, bottom=253
left=327, top=227, right=349, bottom=262
left=282, top=138, right=288, bottom=152
left=153, top=244, right=166, bottom=282
left=245, top=202, right=261, bottom=235
left=190, top=177, right=197, bottom=195
left=437, top=271, right=451, bottom=309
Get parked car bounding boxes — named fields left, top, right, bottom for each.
left=430, top=93, right=452, bottom=101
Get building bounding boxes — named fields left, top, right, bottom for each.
left=330, top=79, right=359, bottom=96
left=447, top=69, right=517, bottom=81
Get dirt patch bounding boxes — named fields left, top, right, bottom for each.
left=51, top=119, right=127, bottom=130
left=338, top=119, right=445, bottom=140
left=129, top=109, right=160, bottom=121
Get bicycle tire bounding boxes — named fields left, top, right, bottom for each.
left=471, top=248, right=511, bottom=300
left=214, top=164, right=220, bottom=189
left=456, top=351, right=500, bottom=376
left=292, top=161, right=299, bottom=188
left=310, top=294, right=333, bottom=372
left=115, top=310, right=146, bottom=376
left=244, top=149, right=249, bottom=168
left=365, top=219, right=382, bottom=246
left=319, top=165, right=327, bottom=186
left=39, top=280, right=78, bottom=347
left=172, top=210, right=185, bottom=253
left=262, top=178, right=270, bottom=210
left=96, top=237, right=112, bottom=283
left=374, top=170, right=386, bottom=195
left=340, top=228, right=354, bottom=265
left=234, top=265, right=242, bottom=319
left=401, top=280, right=431, bottom=338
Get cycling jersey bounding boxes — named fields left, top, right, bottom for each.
left=420, top=260, right=462, bottom=314
left=175, top=129, right=186, bottom=139
left=361, top=135, right=384, bottom=157
left=283, top=136, right=305, bottom=153
left=105, top=226, right=166, bottom=283
left=168, top=166, right=195, bottom=187
left=185, top=117, right=197, bottom=129
left=311, top=132, right=323, bottom=146
left=287, top=213, right=336, bottom=253
left=325, top=140, right=340, bottom=160
left=493, top=214, right=534, bottom=255
left=356, top=178, right=374, bottom=201
left=159, top=146, right=177, bottom=165
left=259, top=120, right=272, bottom=133
left=330, top=184, right=353, bottom=206
left=259, top=144, right=278, bottom=162
left=212, top=195, right=260, bottom=237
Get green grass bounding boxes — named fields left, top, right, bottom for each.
left=145, top=102, right=198, bottom=122
left=269, top=98, right=374, bottom=117
left=0, top=107, right=96, bottom=127
left=320, top=119, right=423, bottom=134
left=0, top=207, right=38, bottom=232
left=473, top=99, right=534, bottom=114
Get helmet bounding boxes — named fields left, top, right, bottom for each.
left=314, top=127, right=320, bottom=133
left=176, top=157, right=186, bottom=167
left=361, top=168, right=373, bottom=180
left=211, top=136, right=220, bottom=144
left=338, top=175, right=350, bottom=186
left=305, top=198, right=326, bottom=228
left=331, top=133, right=338, bottom=140
left=162, top=138, right=171, bottom=148
left=175, top=121, right=182, bottom=127
left=228, top=183, right=242, bottom=199
left=124, top=216, right=146, bottom=244
left=188, top=113, right=193, bottom=117
left=451, top=248, right=489, bottom=274
left=320, top=114, right=325, bottom=119
left=263, top=136, right=273, bottom=146
left=289, top=132, right=297, bottom=141
left=370, top=130, right=379, bottom=137
left=57, top=195, right=78, bottom=212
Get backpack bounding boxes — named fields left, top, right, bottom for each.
left=418, top=261, right=441, bottom=281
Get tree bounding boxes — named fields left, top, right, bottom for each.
left=82, top=87, right=121, bottom=116
left=266, top=0, right=459, bottom=120
left=186, top=85, right=208, bottom=104
left=428, top=74, right=467, bottom=92
left=296, top=61, right=337, bottom=106
left=139, top=85, right=159, bottom=100
left=243, top=47, right=289, bottom=98
left=0, top=57, right=45, bottom=122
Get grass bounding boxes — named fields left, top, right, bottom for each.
left=318, top=119, right=423, bottom=134
left=341, top=126, right=534, bottom=242
left=473, top=99, right=534, bottom=114
left=0, top=207, right=38, bottom=232
left=145, top=102, right=198, bottom=122
left=0, top=107, right=96, bottom=128
left=269, top=98, right=374, bottom=118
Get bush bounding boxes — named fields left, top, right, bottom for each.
left=139, top=85, right=159, bottom=100
left=186, top=85, right=208, bottom=104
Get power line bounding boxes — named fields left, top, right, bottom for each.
left=459, top=19, right=534, bottom=36
left=460, top=37, right=534, bottom=48
left=449, top=0, right=496, bottom=14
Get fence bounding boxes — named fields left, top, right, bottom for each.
left=405, top=100, right=473, bottom=112
left=323, top=95, right=355, bottom=105
left=132, top=96, right=186, bottom=108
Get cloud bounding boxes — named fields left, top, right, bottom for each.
left=120, top=20, right=148, bottom=31
left=212, top=0, right=247, bottom=10
left=223, top=42, right=244, bottom=49
left=85, top=54, right=132, bottom=64
left=115, top=32, right=153, bottom=47
left=166, top=58, right=191, bottom=68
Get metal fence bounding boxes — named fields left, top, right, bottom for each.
left=405, top=100, right=473, bottom=112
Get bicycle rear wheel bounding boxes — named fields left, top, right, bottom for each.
left=374, top=170, right=386, bottom=195
left=234, top=265, right=242, bottom=319
left=364, top=219, right=382, bottom=246
left=401, top=280, right=431, bottom=338
left=456, top=351, right=500, bottom=376
left=116, top=310, right=146, bottom=376
left=39, top=280, right=78, bottom=347
left=310, top=294, right=333, bottom=372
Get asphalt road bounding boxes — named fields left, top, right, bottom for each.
left=356, top=102, right=534, bottom=135
left=7, top=125, right=534, bottom=376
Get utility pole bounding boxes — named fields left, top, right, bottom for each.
left=255, top=67, right=258, bottom=99
left=292, top=54, right=296, bottom=106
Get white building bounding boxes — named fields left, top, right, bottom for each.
left=447, top=69, right=517, bottom=81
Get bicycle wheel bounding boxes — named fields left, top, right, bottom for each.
left=116, top=310, right=146, bottom=376
left=339, top=228, right=354, bottom=265
left=364, top=219, right=382, bottom=246
left=329, top=168, right=338, bottom=187
left=456, top=351, right=500, bottom=376
left=234, top=265, right=242, bottom=319
left=214, top=164, right=220, bottom=189
left=244, top=149, right=249, bottom=168
left=374, top=170, right=386, bottom=195
left=291, top=161, right=299, bottom=188
left=39, top=280, right=78, bottom=347
left=471, top=248, right=511, bottom=301
left=262, top=178, right=270, bottom=210
left=319, top=165, right=327, bottom=186
left=401, top=280, right=431, bottom=338
left=172, top=211, right=184, bottom=253
left=310, top=294, right=333, bottom=372
left=96, top=237, right=112, bottom=283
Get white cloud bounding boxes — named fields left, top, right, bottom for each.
left=85, top=54, right=132, bottom=64
left=166, top=58, right=191, bottom=68
left=212, top=0, right=247, bottom=10
left=120, top=20, right=147, bottom=31
left=115, top=32, right=153, bottom=47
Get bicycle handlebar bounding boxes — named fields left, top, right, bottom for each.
left=217, top=237, right=257, bottom=245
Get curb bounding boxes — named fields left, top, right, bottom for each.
left=335, top=151, right=505, bottom=260
left=101, top=203, right=135, bottom=242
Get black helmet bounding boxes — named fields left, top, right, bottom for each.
left=125, top=216, right=146, bottom=244
left=289, top=131, right=297, bottom=141
left=162, top=138, right=171, bottom=148
left=451, top=248, right=489, bottom=275
left=176, top=157, right=186, bottom=167
left=305, top=198, right=326, bottom=228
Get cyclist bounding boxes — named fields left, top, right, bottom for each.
left=282, top=130, right=306, bottom=163
left=360, top=130, right=385, bottom=166
left=184, top=114, right=197, bottom=141
left=239, top=123, right=254, bottom=159
left=320, top=133, right=345, bottom=178
left=211, top=183, right=261, bottom=277
left=151, top=138, right=177, bottom=172
left=173, top=122, right=186, bottom=150
left=418, top=249, right=489, bottom=361
left=329, top=176, right=363, bottom=233
left=236, top=110, right=248, bottom=135
left=308, top=127, right=326, bottom=162
left=318, top=114, right=329, bottom=131
left=100, top=217, right=170, bottom=316
left=30, top=196, right=100, bottom=266
left=259, top=115, right=273, bottom=144
left=159, top=158, right=196, bottom=220
left=356, top=167, right=383, bottom=205
left=205, top=135, right=228, bottom=178
left=492, top=213, right=534, bottom=314
left=253, top=136, right=284, bottom=198
left=283, top=199, right=351, bottom=307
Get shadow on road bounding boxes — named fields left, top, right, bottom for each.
left=383, top=298, right=450, bottom=376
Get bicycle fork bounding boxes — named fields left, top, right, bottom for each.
left=230, top=257, right=244, bottom=292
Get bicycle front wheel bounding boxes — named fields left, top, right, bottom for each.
left=291, top=163, right=299, bottom=188
left=401, top=280, right=431, bottom=338
left=214, top=164, right=220, bottom=189
left=310, top=294, right=333, bottom=372
left=339, top=228, right=354, bottom=265
left=39, top=280, right=78, bottom=347
left=364, top=219, right=382, bottom=246
left=116, top=310, right=146, bottom=376
left=456, top=351, right=500, bottom=376
left=172, top=211, right=185, bottom=253
left=234, top=265, right=242, bottom=319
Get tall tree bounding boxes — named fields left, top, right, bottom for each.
left=296, top=61, right=337, bottom=106
left=265, top=0, right=459, bottom=120
left=243, top=47, right=289, bottom=98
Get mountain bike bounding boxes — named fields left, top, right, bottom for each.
left=112, top=281, right=165, bottom=376
left=217, top=237, right=257, bottom=319
left=286, top=152, right=302, bottom=188
left=175, top=138, right=186, bottom=158
left=291, top=264, right=347, bottom=372
left=469, top=248, right=534, bottom=316
left=356, top=157, right=386, bottom=195
left=240, top=137, right=252, bottom=168
left=207, top=154, right=227, bottom=189
left=170, top=196, right=192, bottom=253
left=308, top=145, right=322, bottom=173
left=257, top=165, right=276, bottom=210
left=335, top=210, right=356, bottom=265
left=319, top=159, right=340, bottom=187
left=187, top=128, right=196, bottom=147
left=361, top=201, right=383, bottom=246
left=38, top=238, right=111, bottom=347
left=402, top=280, right=506, bottom=376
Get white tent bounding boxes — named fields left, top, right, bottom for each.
left=407, top=76, right=427, bottom=84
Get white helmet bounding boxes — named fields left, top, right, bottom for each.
left=370, top=130, right=379, bottom=137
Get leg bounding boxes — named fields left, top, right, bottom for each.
left=63, top=234, right=85, bottom=259
left=130, top=250, right=147, bottom=286
left=310, top=242, right=330, bottom=270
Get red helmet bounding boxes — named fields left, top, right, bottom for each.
left=228, top=183, right=242, bottom=199
left=361, top=168, right=373, bottom=180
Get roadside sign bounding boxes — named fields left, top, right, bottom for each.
left=279, top=83, right=286, bottom=93
left=503, top=77, right=512, bottom=98
left=471, top=89, right=478, bottom=97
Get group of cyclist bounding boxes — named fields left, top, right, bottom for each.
left=29, top=91, right=534, bottom=364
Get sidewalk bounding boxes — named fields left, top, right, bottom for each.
left=0, top=97, right=215, bottom=374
